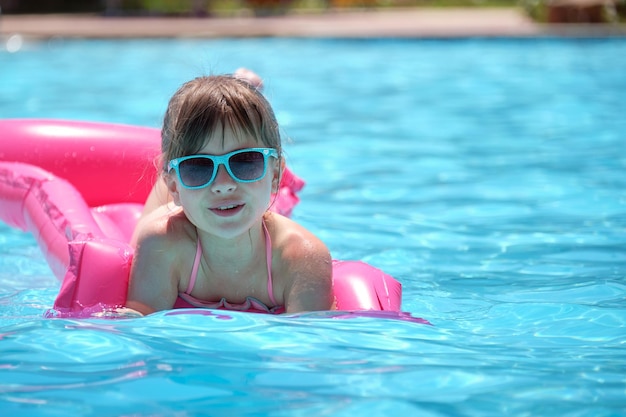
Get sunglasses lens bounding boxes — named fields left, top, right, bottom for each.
left=178, top=157, right=215, bottom=188
left=229, top=151, right=266, bottom=181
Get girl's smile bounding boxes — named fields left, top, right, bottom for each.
left=210, top=202, right=245, bottom=217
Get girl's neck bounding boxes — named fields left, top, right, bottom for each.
left=197, top=220, right=266, bottom=270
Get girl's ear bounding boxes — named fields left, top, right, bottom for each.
left=271, top=157, right=285, bottom=194
left=166, top=172, right=182, bottom=206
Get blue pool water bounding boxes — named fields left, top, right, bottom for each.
left=1, top=37, right=625, bottom=416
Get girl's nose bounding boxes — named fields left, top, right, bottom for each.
left=210, top=164, right=237, bottom=193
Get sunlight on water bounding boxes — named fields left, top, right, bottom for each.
left=1, top=38, right=625, bottom=416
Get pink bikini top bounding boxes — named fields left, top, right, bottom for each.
left=173, top=221, right=285, bottom=314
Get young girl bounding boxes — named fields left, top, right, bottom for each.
left=126, top=73, right=333, bottom=315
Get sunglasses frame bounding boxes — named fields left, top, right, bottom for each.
left=168, top=147, right=278, bottom=190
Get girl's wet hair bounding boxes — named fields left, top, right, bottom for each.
left=161, top=75, right=281, bottom=169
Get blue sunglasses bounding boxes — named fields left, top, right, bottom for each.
left=168, top=148, right=278, bottom=190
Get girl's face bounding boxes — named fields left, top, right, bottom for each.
left=167, top=124, right=280, bottom=240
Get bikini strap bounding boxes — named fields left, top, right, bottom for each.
left=262, top=220, right=277, bottom=305
left=185, top=236, right=202, bottom=295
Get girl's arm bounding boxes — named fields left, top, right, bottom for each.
left=126, top=231, right=179, bottom=315
left=281, top=232, right=334, bottom=313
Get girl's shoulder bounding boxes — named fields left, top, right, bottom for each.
left=264, top=212, right=330, bottom=262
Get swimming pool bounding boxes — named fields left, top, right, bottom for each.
left=1, top=37, right=625, bottom=416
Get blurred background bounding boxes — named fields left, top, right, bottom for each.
left=1, top=0, right=625, bottom=23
